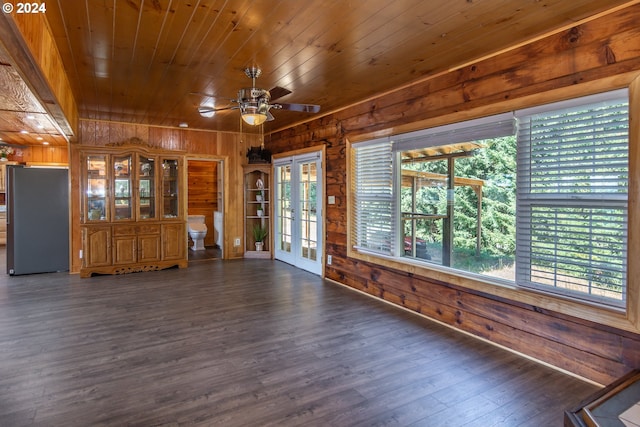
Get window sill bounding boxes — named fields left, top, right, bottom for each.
left=347, top=247, right=639, bottom=333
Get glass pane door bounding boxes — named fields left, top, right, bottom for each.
left=86, top=154, right=108, bottom=221
left=138, top=155, right=156, bottom=220
left=275, top=163, right=294, bottom=264
left=274, top=152, right=323, bottom=275
left=299, top=160, right=318, bottom=263
left=113, top=155, right=132, bottom=220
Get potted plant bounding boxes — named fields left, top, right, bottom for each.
left=252, top=224, right=268, bottom=251
left=0, top=145, right=14, bottom=161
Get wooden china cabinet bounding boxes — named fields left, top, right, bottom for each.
left=79, top=142, right=187, bottom=277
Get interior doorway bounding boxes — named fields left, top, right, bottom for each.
left=273, top=151, right=323, bottom=275
left=186, top=159, right=224, bottom=261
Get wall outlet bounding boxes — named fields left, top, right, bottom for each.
left=327, top=255, right=332, bottom=265
left=234, top=238, right=241, bottom=246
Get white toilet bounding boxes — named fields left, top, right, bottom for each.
left=187, top=215, right=208, bottom=251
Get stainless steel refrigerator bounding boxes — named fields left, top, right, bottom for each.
left=6, top=166, right=69, bottom=275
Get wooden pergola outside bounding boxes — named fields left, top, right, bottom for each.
left=401, top=142, right=485, bottom=264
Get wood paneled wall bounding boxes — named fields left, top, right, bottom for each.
left=268, top=5, right=640, bottom=385
left=70, top=119, right=248, bottom=273
left=1, top=145, right=68, bottom=164
left=187, top=160, right=219, bottom=247
left=25, top=145, right=68, bottom=164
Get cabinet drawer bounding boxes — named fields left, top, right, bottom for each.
left=137, top=224, right=161, bottom=234
left=113, top=224, right=161, bottom=236
left=113, top=225, right=137, bottom=236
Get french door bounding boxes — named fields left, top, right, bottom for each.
left=274, top=152, right=323, bottom=275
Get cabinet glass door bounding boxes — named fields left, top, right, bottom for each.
left=162, top=159, right=179, bottom=218
left=86, top=154, right=108, bottom=221
left=113, top=155, right=132, bottom=220
left=138, top=155, right=156, bottom=220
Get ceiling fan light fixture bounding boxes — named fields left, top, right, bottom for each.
left=193, top=67, right=319, bottom=127
left=240, top=98, right=269, bottom=126
left=241, top=113, right=267, bottom=126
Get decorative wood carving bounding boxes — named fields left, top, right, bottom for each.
left=113, top=265, right=164, bottom=275
left=106, top=137, right=157, bottom=149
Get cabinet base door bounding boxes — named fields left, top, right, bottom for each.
left=83, top=227, right=112, bottom=267
left=162, top=223, right=186, bottom=260
left=139, top=234, right=161, bottom=262
left=113, top=235, right=136, bottom=265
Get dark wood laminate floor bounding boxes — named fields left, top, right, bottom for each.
left=188, top=245, right=222, bottom=262
left=0, top=256, right=600, bottom=426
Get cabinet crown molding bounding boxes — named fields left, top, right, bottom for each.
left=106, top=137, right=156, bottom=149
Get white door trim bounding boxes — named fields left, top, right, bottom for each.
left=273, top=150, right=323, bottom=275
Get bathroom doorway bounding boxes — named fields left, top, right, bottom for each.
left=186, top=159, right=224, bottom=261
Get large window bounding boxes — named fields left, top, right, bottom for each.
left=351, top=89, right=629, bottom=308
left=516, top=91, right=628, bottom=305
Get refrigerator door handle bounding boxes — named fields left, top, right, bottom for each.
left=5, top=175, right=9, bottom=226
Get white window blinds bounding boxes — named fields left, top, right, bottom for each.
left=515, top=89, right=629, bottom=305
left=392, top=112, right=516, bottom=152
left=351, top=139, right=396, bottom=255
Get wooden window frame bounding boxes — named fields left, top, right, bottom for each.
left=346, top=73, right=640, bottom=333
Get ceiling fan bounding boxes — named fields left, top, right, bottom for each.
left=197, top=67, right=321, bottom=126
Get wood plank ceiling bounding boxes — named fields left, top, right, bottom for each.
left=0, top=43, right=69, bottom=147
left=0, top=0, right=636, bottom=148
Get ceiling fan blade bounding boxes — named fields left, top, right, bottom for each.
left=268, top=86, right=292, bottom=102
left=266, top=111, right=275, bottom=122
left=198, top=106, right=235, bottom=114
left=189, top=91, right=217, bottom=98
left=198, top=105, right=238, bottom=117
left=198, top=106, right=216, bottom=114
left=274, top=103, right=320, bottom=113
